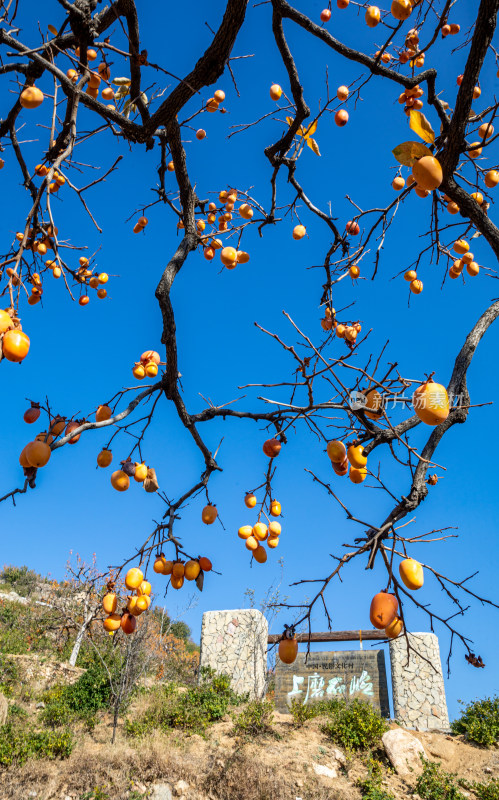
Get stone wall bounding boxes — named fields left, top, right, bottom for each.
left=389, top=632, right=449, bottom=731
left=199, top=609, right=268, bottom=699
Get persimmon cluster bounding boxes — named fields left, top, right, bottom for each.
left=320, top=307, right=362, bottom=346
left=153, top=553, right=212, bottom=591
left=102, top=570, right=151, bottom=636
left=132, top=349, right=162, bottom=380
left=237, top=492, right=283, bottom=564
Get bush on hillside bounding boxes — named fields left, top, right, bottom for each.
left=232, top=699, right=275, bottom=738
left=451, top=696, right=499, bottom=747
left=415, top=759, right=466, bottom=800
left=0, top=565, right=40, bottom=597
left=0, top=722, right=73, bottom=767
left=126, top=667, right=242, bottom=736
left=321, top=698, right=388, bottom=751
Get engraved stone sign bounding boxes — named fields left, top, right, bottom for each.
left=274, top=650, right=390, bottom=715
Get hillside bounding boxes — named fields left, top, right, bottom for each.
left=1, top=568, right=499, bottom=800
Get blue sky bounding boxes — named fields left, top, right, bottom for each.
left=1, top=1, right=498, bottom=719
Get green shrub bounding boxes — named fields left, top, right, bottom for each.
left=7, top=702, right=28, bottom=721
left=41, top=660, right=112, bottom=730
left=0, top=565, right=39, bottom=597
left=126, top=668, right=242, bottom=736
left=459, top=778, right=499, bottom=800
left=357, top=759, right=394, bottom=800
left=451, top=696, right=499, bottom=747
left=0, top=722, right=73, bottom=767
left=290, top=697, right=342, bottom=726
left=415, top=759, right=466, bottom=800
left=232, top=700, right=275, bottom=738
left=321, top=698, right=388, bottom=751
left=0, top=654, right=21, bottom=696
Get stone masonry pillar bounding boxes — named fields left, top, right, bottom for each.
left=389, top=632, right=450, bottom=731
left=199, top=609, right=268, bottom=699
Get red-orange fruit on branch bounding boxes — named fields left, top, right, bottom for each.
left=185, top=560, right=201, bottom=581
left=0, top=309, right=13, bottom=334
left=327, top=440, right=347, bottom=463
left=202, top=504, right=218, bottom=524
left=412, top=378, right=449, bottom=426
left=20, top=86, right=44, bottom=109
left=103, top=613, right=121, bottom=632
left=385, top=617, right=403, bottom=639
left=24, top=405, right=40, bottom=424
left=121, top=612, right=137, bottom=635
left=412, top=156, right=443, bottom=191
left=198, top=556, right=212, bottom=572
left=263, top=438, right=281, bottom=458
left=111, top=470, right=130, bottom=492
left=96, top=404, right=112, bottom=422
left=2, top=330, right=30, bottom=362
left=25, top=440, right=51, bottom=468
left=278, top=632, right=298, bottom=664
left=370, top=591, right=398, bottom=630
left=97, top=449, right=112, bottom=468
left=125, top=567, right=144, bottom=590
left=399, top=557, right=424, bottom=590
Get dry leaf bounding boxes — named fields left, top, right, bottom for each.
left=48, top=24, right=58, bottom=36
left=144, top=467, right=159, bottom=493
left=306, top=137, right=321, bottom=156
left=112, top=77, right=132, bottom=87
left=409, top=110, right=435, bottom=144
left=195, top=571, right=204, bottom=592
left=392, top=140, right=433, bottom=166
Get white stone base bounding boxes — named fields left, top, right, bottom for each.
left=199, top=609, right=268, bottom=699
left=389, top=632, right=450, bottom=731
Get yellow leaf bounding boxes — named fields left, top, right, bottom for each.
left=306, top=137, right=321, bottom=156
left=409, top=110, right=435, bottom=144
left=392, top=140, right=433, bottom=167
left=303, top=119, right=318, bottom=138
left=48, top=24, right=58, bottom=36
left=286, top=116, right=294, bottom=127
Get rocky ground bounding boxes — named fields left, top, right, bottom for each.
left=2, top=709, right=498, bottom=800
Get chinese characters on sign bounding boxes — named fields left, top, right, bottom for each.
left=274, top=650, right=390, bottom=716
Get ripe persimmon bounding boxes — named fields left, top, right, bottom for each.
left=96, top=404, right=112, bottom=422
left=365, top=6, right=380, bottom=26
left=263, top=438, right=281, bottom=458
left=111, top=470, right=130, bottom=491
left=184, top=560, right=201, bottom=581
left=20, top=86, right=44, bottom=109
left=412, top=378, right=449, bottom=426
left=392, top=176, right=405, bottom=191
left=253, top=522, right=268, bottom=541
left=399, top=557, right=424, bottom=589
left=466, top=261, right=479, bottom=276
left=478, top=123, right=494, bottom=139
left=270, top=499, right=281, bottom=517
left=453, top=239, right=469, bottom=254
left=103, top=614, right=121, bottom=632
left=278, top=634, right=298, bottom=664
left=412, top=156, right=443, bottom=190
left=270, top=84, right=282, bottom=100
left=25, top=440, right=51, bottom=468
left=97, top=449, right=112, bottom=468
left=103, top=593, right=118, bottom=614
left=2, top=330, right=30, bottom=362
left=245, top=535, right=259, bottom=551
left=327, top=440, right=347, bottom=463
left=133, top=363, right=145, bottom=380
left=24, top=405, right=40, bottom=424
left=370, top=591, right=398, bottom=629
left=349, top=467, right=367, bottom=484
left=134, top=462, right=148, bottom=482
left=202, top=504, right=218, bottom=524
left=244, top=493, right=257, bottom=508
left=198, top=556, right=212, bottom=572
left=121, top=612, right=137, bottom=634
left=410, top=279, right=423, bottom=294
left=292, top=224, right=306, bottom=240
left=268, top=521, right=281, bottom=537
left=385, top=617, right=403, bottom=639
left=347, top=444, right=367, bottom=468
left=320, top=8, right=331, bottom=21
left=154, top=555, right=167, bottom=574
left=346, top=220, right=360, bottom=235
left=171, top=575, right=184, bottom=590
left=0, top=309, right=13, bottom=334
left=335, top=109, right=349, bottom=126
left=238, top=525, right=253, bottom=540
left=337, top=85, right=349, bottom=101
left=484, top=170, right=499, bottom=188
left=125, top=567, right=144, bottom=590
left=253, top=545, right=267, bottom=563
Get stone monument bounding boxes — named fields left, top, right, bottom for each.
left=390, top=632, right=450, bottom=731
left=274, top=649, right=390, bottom=715
left=199, top=608, right=268, bottom=699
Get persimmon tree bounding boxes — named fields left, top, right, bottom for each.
left=1, top=0, right=499, bottom=667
